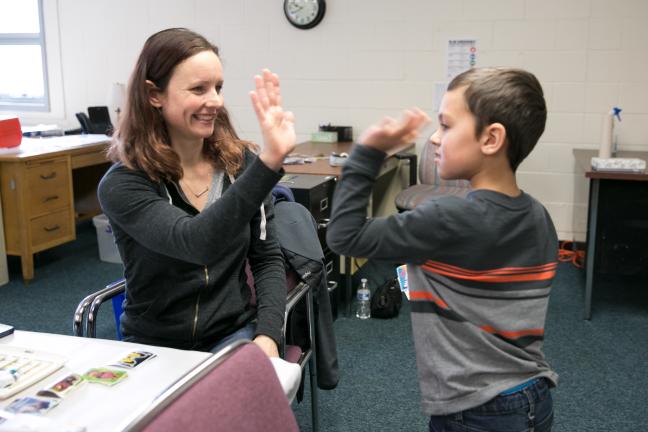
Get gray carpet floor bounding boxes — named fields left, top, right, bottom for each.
left=1, top=221, right=646, bottom=431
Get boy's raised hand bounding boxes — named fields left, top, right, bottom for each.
left=250, top=69, right=296, bottom=171
left=359, top=108, right=431, bottom=153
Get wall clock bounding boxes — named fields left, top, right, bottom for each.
left=284, top=0, right=326, bottom=30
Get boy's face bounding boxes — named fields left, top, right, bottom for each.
left=429, top=87, right=484, bottom=180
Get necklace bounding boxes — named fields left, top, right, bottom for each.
left=181, top=179, right=209, bottom=198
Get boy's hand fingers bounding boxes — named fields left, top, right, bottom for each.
left=360, top=108, right=430, bottom=149
left=392, top=111, right=420, bottom=139
left=399, top=108, right=431, bottom=138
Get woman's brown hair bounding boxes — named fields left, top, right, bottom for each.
left=107, top=28, right=255, bottom=182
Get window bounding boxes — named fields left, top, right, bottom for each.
left=0, top=0, right=49, bottom=111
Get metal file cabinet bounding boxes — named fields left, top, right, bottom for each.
left=280, top=173, right=340, bottom=319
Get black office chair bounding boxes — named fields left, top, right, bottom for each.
left=394, top=141, right=471, bottom=211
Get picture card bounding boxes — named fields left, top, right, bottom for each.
left=111, top=351, right=156, bottom=369
left=82, top=368, right=128, bottom=386
left=37, top=373, right=84, bottom=398
left=5, top=396, right=60, bottom=415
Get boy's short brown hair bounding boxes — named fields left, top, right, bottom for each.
left=448, top=67, right=547, bottom=172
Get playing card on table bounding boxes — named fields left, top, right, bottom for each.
left=82, top=368, right=128, bottom=386
left=37, top=373, right=84, bottom=399
left=5, top=396, right=60, bottom=415
left=111, top=351, right=156, bottom=369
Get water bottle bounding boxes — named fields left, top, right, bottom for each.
left=356, top=278, right=371, bottom=319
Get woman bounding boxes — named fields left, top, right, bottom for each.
left=98, top=28, right=295, bottom=357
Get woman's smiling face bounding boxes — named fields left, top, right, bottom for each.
left=154, top=50, right=224, bottom=146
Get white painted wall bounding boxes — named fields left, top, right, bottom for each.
left=20, top=0, right=648, bottom=240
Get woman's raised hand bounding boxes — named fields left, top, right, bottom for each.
left=250, top=69, right=296, bottom=171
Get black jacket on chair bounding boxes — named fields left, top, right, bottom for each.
left=274, top=200, right=340, bottom=390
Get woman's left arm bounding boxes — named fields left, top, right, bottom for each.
left=248, top=192, right=286, bottom=357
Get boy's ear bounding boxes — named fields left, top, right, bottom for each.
left=146, top=80, right=163, bottom=108
left=480, top=123, right=506, bottom=156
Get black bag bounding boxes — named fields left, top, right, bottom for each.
left=370, top=277, right=403, bottom=319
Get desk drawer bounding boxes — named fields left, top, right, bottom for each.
left=287, top=174, right=336, bottom=222
left=30, top=209, right=74, bottom=249
left=27, top=161, right=71, bottom=216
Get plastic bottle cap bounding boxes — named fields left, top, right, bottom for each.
left=613, top=107, right=622, bottom=121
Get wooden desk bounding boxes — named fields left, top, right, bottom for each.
left=284, top=141, right=352, bottom=176
left=573, top=149, right=648, bottom=319
left=284, top=141, right=407, bottom=215
left=0, top=135, right=111, bottom=282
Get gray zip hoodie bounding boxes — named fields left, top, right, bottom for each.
left=98, top=149, right=286, bottom=350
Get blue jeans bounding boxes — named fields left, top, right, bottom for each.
left=429, top=378, right=553, bottom=432
left=208, top=322, right=257, bottom=354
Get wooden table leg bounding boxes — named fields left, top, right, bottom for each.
left=20, top=253, right=34, bottom=283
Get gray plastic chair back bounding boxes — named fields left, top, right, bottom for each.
left=394, top=141, right=471, bottom=211
left=419, top=140, right=471, bottom=188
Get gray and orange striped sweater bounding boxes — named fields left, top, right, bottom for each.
left=327, top=145, right=559, bottom=416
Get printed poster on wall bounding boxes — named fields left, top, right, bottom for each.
left=435, top=39, right=477, bottom=111
left=447, top=39, right=477, bottom=80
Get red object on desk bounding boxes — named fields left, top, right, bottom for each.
left=0, top=116, right=22, bottom=148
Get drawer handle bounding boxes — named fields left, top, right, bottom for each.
left=317, top=218, right=330, bottom=230
left=44, top=225, right=61, bottom=232
left=40, top=172, right=57, bottom=180
left=325, top=260, right=333, bottom=274
left=319, top=197, right=329, bottom=212
left=43, top=195, right=59, bottom=202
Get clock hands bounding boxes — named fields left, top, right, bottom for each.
left=287, top=0, right=303, bottom=14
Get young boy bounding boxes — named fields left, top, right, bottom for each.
left=327, top=67, right=558, bottom=432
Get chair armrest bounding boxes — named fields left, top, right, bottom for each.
left=73, top=278, right=124, bottom=337
left=84, top=279, right=126, bottom=338
left=394, top=152, right=418, bottom=186
left=285, top=281, right=310, bottom=314
left=282, top=281, right=315, bottom=366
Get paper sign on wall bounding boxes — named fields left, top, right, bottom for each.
left=447, top=39, right=477, bottom=80
left=434, top=39, right=477, bottom=112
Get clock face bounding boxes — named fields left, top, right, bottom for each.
left=284, top=0, right=326, bottom=30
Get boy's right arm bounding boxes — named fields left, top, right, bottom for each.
left=327, top=112, right=450, bottom=263
left=326, top=145, right=432, bottom=261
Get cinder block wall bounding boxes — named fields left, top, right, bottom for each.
left=28, top=0, right=648, bottom=240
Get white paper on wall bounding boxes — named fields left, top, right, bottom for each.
left=447, top=39, right=477, bottom=80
